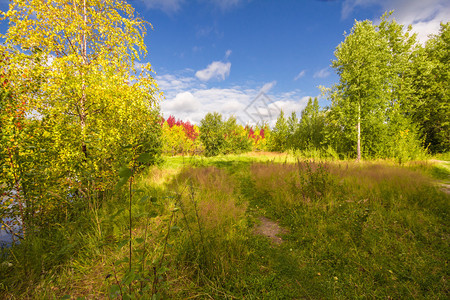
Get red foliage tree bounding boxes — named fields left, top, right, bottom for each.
left=163, top=115, right=198, bottom=141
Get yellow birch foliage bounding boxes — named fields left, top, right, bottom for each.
left=0, top=0, right=161, bottom=232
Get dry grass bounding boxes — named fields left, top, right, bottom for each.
left=174, top=166, right=247, bottom=233
left=138, top=166, right=182, bottom=187
left=245, top=151, right=288, bottom=157
left=244, top=159, right=448, bottom=298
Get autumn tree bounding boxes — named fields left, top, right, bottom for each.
left=0, top=0, right=160, bottom=235
left=161, top=116, right=201, bottom=155
left=2, top=0, right=160, bottom=174
left=247, top=123, right=268, bottom=151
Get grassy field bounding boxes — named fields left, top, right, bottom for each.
left=1, top=153, right=449, bottom=299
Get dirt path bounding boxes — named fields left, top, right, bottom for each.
left=429, top=159, right=450, bottom=165
left=430, top=160, right=450, bottom=194
left=253, top=216, right=289, bottom=245
left=439, top=183, right=450, bottom=194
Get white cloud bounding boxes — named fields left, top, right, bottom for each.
left=341, top=0, right=450, bottom=43
left=161, top=87, right=250, bottom=124
left=270, top=98, right=309, bottom=115
left=410, top=7, right=450, bottom=43
left=294, top=70, right=306, bottom=81
left=341, top=0, right=375, bottom=19
left=225, top=49, right=232, bottom=59
left=313, top=67, right=331, bottom=79
left=260, top=81, right=277, bottom=93
left=157, top=70, right=315, bottom=126
left=140, top=0, right=184, bottom=14
left=156, top=73, right=198, bottom=95
left=164, top=91, right=200, bottom=113
left=157, top=74, right=314, bottom=126
left=46, top=54, right=56, bottom=66
left=195, top=61, right=231, bottom=81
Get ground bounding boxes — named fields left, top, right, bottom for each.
left=253, top=216, right=289, bottom=245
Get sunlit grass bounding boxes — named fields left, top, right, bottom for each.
left=1, top=153, right=448, bottom=298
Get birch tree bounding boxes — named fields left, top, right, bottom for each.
left=331, top=20, right=390, bottom=160
left=1, top=0, right=160, bottom=177
left=0, top=0, right=161, bottom=234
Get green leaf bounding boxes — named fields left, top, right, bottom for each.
left=121, top=270, right=136, bottom=285
left=118, top=167, right=132, bottom=179
left=137, top=152, right=153, bottom=163
left=135, top=238, right=144, bottom=244
left=116, top=178, right=128, bottom=190
left=117, top=239, right=130, bottom=250
left=114, top=257, right=129, bottom=266
left=149, top=211, right=158, bottom=218
left=134, top=212, right=147, bottom=218
left=116, top=167, right=132, bottom=190
left=110, top=208, right=125, bottom=220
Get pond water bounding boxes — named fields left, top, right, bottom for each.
left=0, top=216, right=22, bottom=248
left=1, top=188, right=78, bottom=247
left=1, top=191, right=22, bottom=248
left=0, top=223, right=15, bottom=247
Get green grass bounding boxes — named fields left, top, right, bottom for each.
left=431, top=164, right=450, bottom=181
left=433, top=152, right=450, bottom=162
left=1, top=153, right=448, bottom=298
left=160, top=151, right=295, bottom=169
left=406, top=159, right=450, bottom=183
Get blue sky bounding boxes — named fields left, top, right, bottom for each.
left=1, top=0, right=449, bottom=125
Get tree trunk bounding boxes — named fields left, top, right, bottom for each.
left=80, top=0, right=88, bottom=158
left=357, top=102, right=361, bottom=162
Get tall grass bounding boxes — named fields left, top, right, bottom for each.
left=1, top=155, right=448, bottom=298
left=164, top=166, right=249, bottom=295
left=244, top=160, right=448, bottom=298
left=139, top=159, right=448, bottom=298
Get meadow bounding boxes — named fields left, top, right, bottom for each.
left=1, top=2, right=448, bottom=299
left=0, top=153, right=448, bottom=299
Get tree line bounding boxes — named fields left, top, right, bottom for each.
left=173, top=15, right=449, bottom=161
left=161, top=113, right=268, bottom=156
left=272, top=15, right=449, bottom=160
